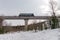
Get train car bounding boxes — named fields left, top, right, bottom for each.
left=19, top=13, right=34, bottom=17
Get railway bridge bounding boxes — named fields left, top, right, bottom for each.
left=0, top=16, right=59, bottom=30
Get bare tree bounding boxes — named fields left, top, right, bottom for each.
left=49, top=0, right=59, bottom=29
left=49, top=0, right=57, bottom=16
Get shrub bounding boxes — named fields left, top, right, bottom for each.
left=0, top=28, right=4, bottom=34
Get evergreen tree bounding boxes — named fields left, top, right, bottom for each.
left=49, top=15, right=59, bottom=29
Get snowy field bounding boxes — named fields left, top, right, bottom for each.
left=0, top=29, right=60, bottom=40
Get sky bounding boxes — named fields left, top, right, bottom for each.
left=0, top=0, right=49, bottom=16
left=0, top=0, right=60, bottom=26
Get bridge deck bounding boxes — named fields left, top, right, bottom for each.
left=0, top=16, right=52, bottom=19
left=0, top=16, right=59, bottom=19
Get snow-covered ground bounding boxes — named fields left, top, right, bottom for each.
left=0, top=29, right=60, bottom=40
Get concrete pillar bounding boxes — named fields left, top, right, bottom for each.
left=42, top=24, right=45, bottom=30
left=47, top=20, right=51, bottom=29
left=44, top=23, right=47, bottom=30
left=41, top=24, right=43, bottom=30
left=24, top=19, right=29, bottom=31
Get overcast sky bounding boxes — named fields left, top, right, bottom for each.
left=0, top=0, right=50, bottom=16
left=1, top=0, right=60, bottom=26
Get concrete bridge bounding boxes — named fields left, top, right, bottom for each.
left=0, top=16, right=59, bottom=31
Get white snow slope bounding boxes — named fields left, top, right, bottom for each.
left=0, top=29, right=60, bottom=40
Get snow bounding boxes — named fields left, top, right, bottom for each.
left=0, top=29, right=60, bottom=40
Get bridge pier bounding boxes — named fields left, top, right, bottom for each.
left=24, top=19, right=29, bottom=31
left=41, top=21, right=47, bottom=30
left=47, top=20, right=51, bottom=29
left=42, top=24, right=44, bottom=30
